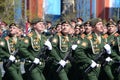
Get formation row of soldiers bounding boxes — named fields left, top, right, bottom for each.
left=0, top=17, right=120, bottom=80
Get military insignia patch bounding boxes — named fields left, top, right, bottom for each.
left=114, top=33, right=119, bottom=37
left=52, top=38, right=57, bottom=43
left=0, top=41, right=5, bottom=46
left=24, top=39, right=29, bottom=44
left=81, top=42, right=87, bottom=47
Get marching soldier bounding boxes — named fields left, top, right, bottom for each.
left=104, top=21, right=120, bottom=80
left=72, top=18, right=111, bottom=80
left=19, top=18, right=52, bottom=80
left=48, top=21, right=72, bottom=80
left=0, top=23, right=23, bottom=80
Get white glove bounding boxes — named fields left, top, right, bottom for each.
left=9, top=55, right=15, bottom=62
left=33, top=58, right=40, bottom=64
left=105, top=57, right=112, bottom=62
left=44, top=40, right=52, bottom=50
left=59, top=60, right=66, bottom=67
left=104, top=44, right=111, bottom=54
left=44, top=29, right=48, bottom=33
left=90, top=60, right=97, bottom=68
left=71, top=44, right=78, bottom=50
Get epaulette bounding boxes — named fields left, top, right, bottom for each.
left=87, top=34, right=92, bottom=40
left=5, top=36, right=10, bottom=41
left=114, top=33, right=119, bottom=37
left=27, top=32, right=33, bottom=37
left=102, top=34, right=108, bottom=39
left=57, top=32, right=62, bottom=36
left=81, top=34, right=86, bottom=39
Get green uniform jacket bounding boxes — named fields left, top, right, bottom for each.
left=19, top=30, right=47, bottom=71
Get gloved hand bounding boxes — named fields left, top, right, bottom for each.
left=44, top=29, right=48, bottom=33
left=71, top=44, right=78, bottom=50
left=9, top=55, right=15, bottom=62
left=59, top=60, right=66, bottom=67
left=104, top=44, right=111, bottom=54
left=33, top=58, right=40, bottom=64
left=105, top=57, right=112, bottom=62
left=44, top=40, right=52, bottom=50
left=90, top=60, right=97, bottom=68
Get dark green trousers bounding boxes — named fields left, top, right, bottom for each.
left=24, top=63, right=45, bottom=80
left=3, top=62, right=23, bottom=80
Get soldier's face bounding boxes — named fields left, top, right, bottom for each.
left=74, top=26, right=80, bottom=34
left=34, top=22, right=45, bottom=32
left=94, top=22, right=103, bottom=33
left=56, top=25, right=62, bottom=32
left=107, top=25, right=117, bottom=34
left=9, top=26, right=18, bottom=35
left=85, top=24, right=93, bottom=34
left=80, top=26, right=85, bottom=34
left=61, top=23, right=71, bottom=34
left=103, top=26, right=108, bottom=34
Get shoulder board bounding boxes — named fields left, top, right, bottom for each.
left=102, top=34, right=108, bottom=39
left=27, top=32, right=33, bottom=37
left=57, top=32, right=62, bottom=36
left=87, top=34, right=92, bottom=40
left=5, top=36, right=10, bottom=41
left=114, top=33, right=119, bottom=37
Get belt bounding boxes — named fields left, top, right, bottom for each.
left=15, top=60, right=21, bottom=63
left=25, top=60, right=43, bottom=65
left=3, top=59, right=21, bottom=63
left=25, top=60, right=32, bottom=63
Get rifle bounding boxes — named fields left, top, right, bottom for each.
left=56, top=45, right=73, bottom=73
left=84, top=48, right=106, bottom=73
left=5, top=49, right=19, bottom=68
left=84, top=41, right=114, bottom=73
left=28, top=46, right=48, bottom=71
left=28, top=35, right=54, bottom=71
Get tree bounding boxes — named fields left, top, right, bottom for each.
left=0, top=0, right=14, bottom=24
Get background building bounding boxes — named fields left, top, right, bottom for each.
left=76, top=0, right=120, bottom=21
left=0, top=0, right=120, bottom=24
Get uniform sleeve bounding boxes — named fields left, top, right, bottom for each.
left=74, top=45, right=92, bottom=65
left=0, top=39, right=9, bottom=58
left=19, top=37, right=35, bottom=61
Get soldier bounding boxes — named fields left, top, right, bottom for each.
left=55, top=23, right=62, bottom=33
left=103, top=21, right=120, bottom=80
left=84, top=20, right=93, bottom=36
left=0, top=23, right=23, bottom=80
left=79, top=23, right=85, bottom=35
left=48, top=21, right=72, bottom=80
left=19, top=18, right=52, bottom=80
left=0, top=21, right=9, bottom=38
left=72, top=18, right=111, bottom=80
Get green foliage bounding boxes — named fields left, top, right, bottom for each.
left=0, top=0, right=14, bottom=24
